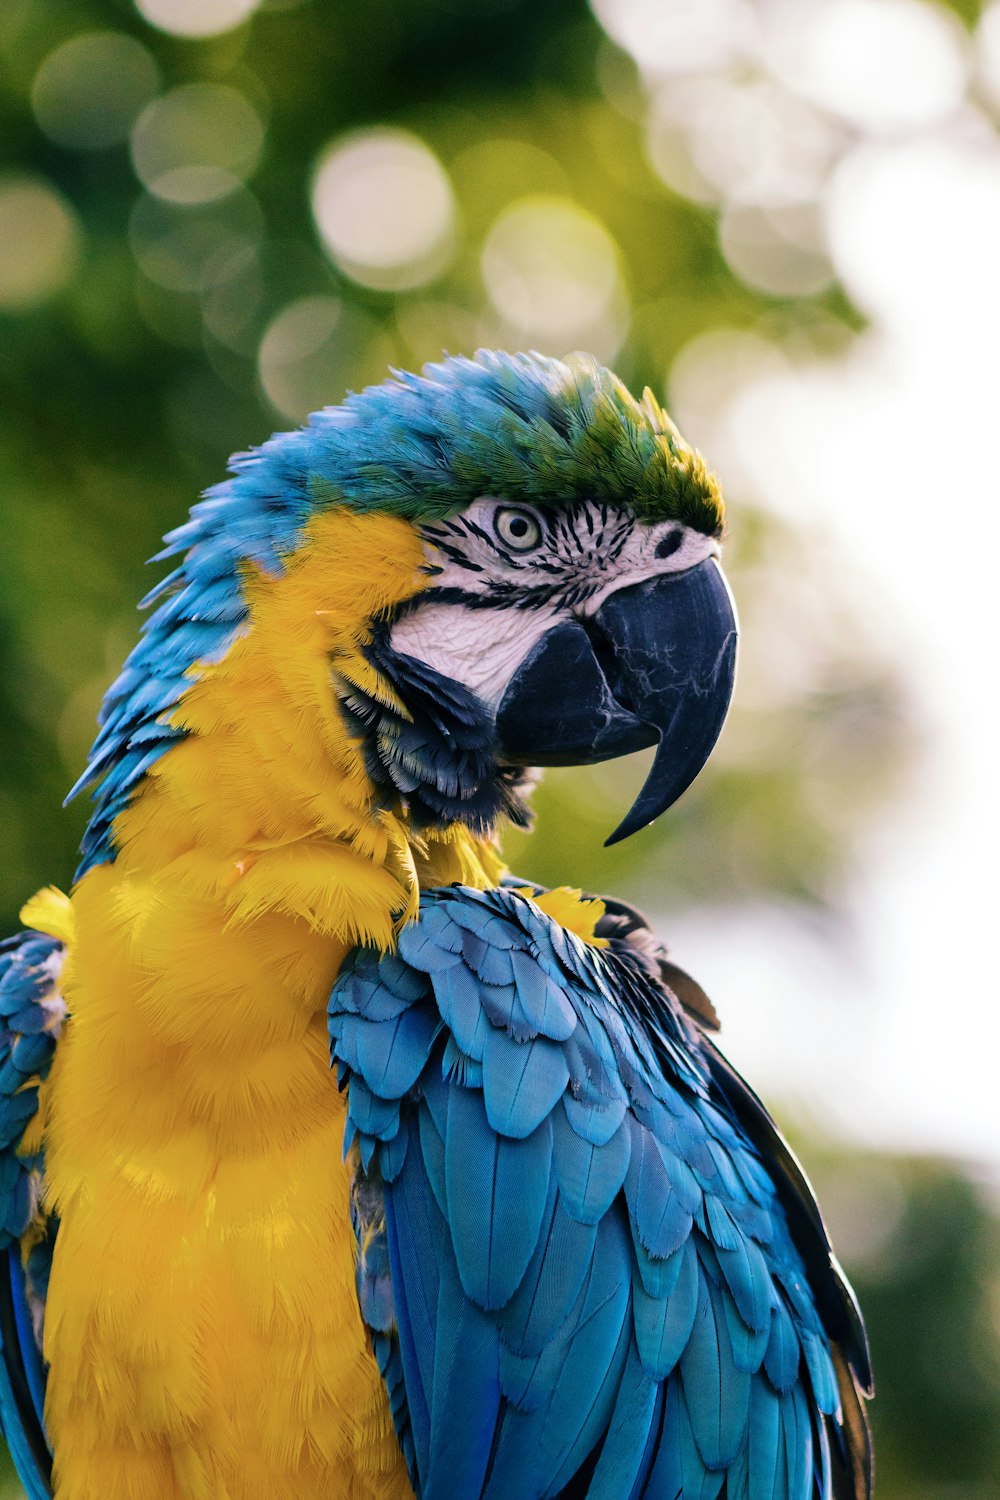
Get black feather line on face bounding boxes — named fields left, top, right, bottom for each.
left=425, top=500, right=635, bottom=579
left=333, top=625, right=533, bottom=835
left=425, top=537, right=485, bottom=572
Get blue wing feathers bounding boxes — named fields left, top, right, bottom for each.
left=632, top=1235, right=699, bottom=1381
left=424, top=1252, right=501, bottom=1500
left=720, top=1285, right=771, bottom=1377
left=330, top=885, right=869, bottom=1499
left=498, top=1184, right=597, bottom=1360
left=551, top=1108, right=630, bottom=1225
left=716, top=1236, right=773, bottom=1334
left=586, top=1344, right=661, bottom=1500
left=625, top=1120, right=695, bottom=1261
left=382, top=1152, right=442, bottom=1479
left=444, top=1088, right=552, bottom=1311
left=482, top=1027, right=569, bottom=1138
left=764, top=1301, right=802, bottom=1394
left=748, top=1377, right=785, bottom=1500
left=679, top=1271, right=750, bottom=1469
left=0, top=928, right=62, bottom=1500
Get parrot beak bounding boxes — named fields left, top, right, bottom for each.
left=494, top=558, right=738, bottom=845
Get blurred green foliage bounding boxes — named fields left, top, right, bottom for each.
left=808, top=1149, right=1000, bottom=1500
left=0, top=0, right=917, bottom=929
left=1, top=0, right=997, bottom=1495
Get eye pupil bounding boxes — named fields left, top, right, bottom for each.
left=509, top=517, right=529, bottom=537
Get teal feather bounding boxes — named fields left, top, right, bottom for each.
left=443, top=1087, right=551, bottom=1311
left=584, top=1344, right=660, bottom=1500
left=551, top=1108, right=631, bottom=1224
left=498, top=1183, right=597, bottom=1358
left=749, top=1376, right=786, bottom=1500
left=632, top=1233, right=700, bottom=1380
left=481, top=1027, right=569, bottom=1138
left=764, top=1301, right=802, bottom=1393
left=624, top=1117, right=694, bottom=1259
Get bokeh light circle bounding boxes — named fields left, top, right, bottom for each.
left=31, top=32, right=161, bottom=151
left=649, top=77, right=844, bottom=211
left=129, top=190, right=264, bottom=294
left=130, top=84, right=264, bottom=205
left=0, top=175, right=81, bottom=312
left=311, top=130, right=456, bottom=291
left=134, top=0, right=261, bottom=39
left=767, top=0, right=968, bottom=134
left=258, top=296, right=396, bottom=421
left=480, top=196, right=624, bottom=349
left=591, top=0, right=755, bottom=77
left=719, top=204, right=834, bottom=298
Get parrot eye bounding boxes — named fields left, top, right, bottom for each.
left=494, top=507, right=542, bottom=553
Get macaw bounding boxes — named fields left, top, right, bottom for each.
left=0, top=351, right=872, bottom=1500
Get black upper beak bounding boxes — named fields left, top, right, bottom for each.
left=494, top=559, right=738, bottom=845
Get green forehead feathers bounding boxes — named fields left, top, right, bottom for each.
left=279, top=350, right=725, bottom=538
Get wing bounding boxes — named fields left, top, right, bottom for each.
left=329, top=885, right=870, bottom=1500
left=0, top=918, right=66, bottom=1500
left=587, top=888, right=872, bottom=1497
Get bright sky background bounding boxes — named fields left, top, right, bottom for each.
left=608, top=0, right=1000, bottom=1171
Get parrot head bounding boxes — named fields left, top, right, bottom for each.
left=389, top=492, right=735, bottom=846
left=326, top=351, right=737, bottom=848
left=75, top=350, right=737, bottom=869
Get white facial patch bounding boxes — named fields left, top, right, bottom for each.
left=389, top=496, right=720, bottom=709
left=390, top=600, right=559, bottom=711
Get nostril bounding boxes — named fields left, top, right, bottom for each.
left=655, top=530, right=683, bottom=560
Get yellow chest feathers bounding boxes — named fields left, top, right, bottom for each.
left=41, top=510, right=501, bottom=1500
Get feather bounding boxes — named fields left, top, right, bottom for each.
left=444, top=1086, right=552, bottom=1310
left=719, top=1281, right=770, bottom=1375
left=485, top=1212, right=633, bottom=1500
left=679, top=1267, right=751, bottom=1468
left=434, top=963, right=493, bottom=1059
left=346, top=1076, right=400, bottom=1144
left=416, top=1102, right=448, bottom=1216
left=800, top=1324, right=839, bottom=1416
left=645, top=1377, right=725, bottom=1500
left=784, top=1384, right=813, bottom=1500
left=397, top=925, right=465, bottom=974
left=507, top=950, right=577, bottom=1041
left=379, top=1115, right=410, bottom=1182
left=585, top=1344, right=662, bottom=1500
left=423, top=1258, right=502, bottom=1500
left=632, top=1233, right=699, bottom=1380
left=482, top=1027, right=569, bottom=1139
left=384, top=1149, right=446, bottom=1477
left=552, top=1108, right=631, bottom=1224
left=764, top=1300, right=802, bottom=1394
left=716, top=1234, right=774, bottom=1335
left=625, top=1116, right=694, bottom=1259
left=460, top=929, right=514, bottom=987
left=563, top=1088, right=628, bottom=1148
left=498, top=1183, right=597, bottom=1358
left=748, top=1374, right=787, bottom=1500
left=441, top=1036, right=483, bottom=1090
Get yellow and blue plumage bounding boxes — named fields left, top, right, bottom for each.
left=0, top=352, right=872, bottom=1499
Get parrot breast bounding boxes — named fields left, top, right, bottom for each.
left=40, top=509, right=501, bottom=1500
